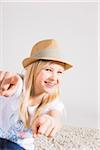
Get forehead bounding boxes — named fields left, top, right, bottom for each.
left=48, top=61, right=65, bottom=70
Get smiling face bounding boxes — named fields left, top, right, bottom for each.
left=34, top=61, right=64, bottom=96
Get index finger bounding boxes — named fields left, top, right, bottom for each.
left=0, top=72, right=21, bottom=96
left=1, top=84, right=17, bottom=96
left=0, top=71, right=7, bottom=88
left=32, top=116, right=46, bottom=137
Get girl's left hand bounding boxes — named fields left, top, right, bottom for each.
left=0, top=71, right=22, bottom=96
left=32, top=114, right=61, bottom=138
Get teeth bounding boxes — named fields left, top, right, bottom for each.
left=45, top=81, right=55, bottom=87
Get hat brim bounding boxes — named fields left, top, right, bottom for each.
left=22, top=57, right=73, bottom=70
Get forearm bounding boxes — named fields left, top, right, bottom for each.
left=47, top=110, right=60, bottom=117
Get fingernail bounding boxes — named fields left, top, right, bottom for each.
left=33, top=134, right=36, bottom=137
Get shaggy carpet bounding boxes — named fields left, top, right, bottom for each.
left=33, top=126, right=100, bottom=150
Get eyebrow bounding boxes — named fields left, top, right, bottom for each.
left=46, top=66, right=64, bottom=71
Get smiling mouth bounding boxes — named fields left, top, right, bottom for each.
left=44, top=81, right=56, bottom=88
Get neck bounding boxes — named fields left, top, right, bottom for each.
left=29, top=93, right=46, bottom=106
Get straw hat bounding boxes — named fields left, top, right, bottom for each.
left=22, top=39, right=72, bottom=70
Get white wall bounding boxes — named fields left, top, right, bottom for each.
left=0, top=1, right=99, bottom=128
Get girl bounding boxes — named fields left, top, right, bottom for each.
left=0, top=39, right=72, bottom=150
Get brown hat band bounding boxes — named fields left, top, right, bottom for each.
left=31, top=48, right=61, bottom=58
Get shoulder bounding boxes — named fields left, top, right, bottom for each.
left=44, top=99, right=64, bottom=113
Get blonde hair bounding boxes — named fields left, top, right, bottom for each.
left=19, top=60, right=60, bottom=128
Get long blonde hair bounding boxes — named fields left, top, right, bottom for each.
left=19, top=60, right=60, bottom=128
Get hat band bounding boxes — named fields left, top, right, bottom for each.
left=31, top=48, right=61, bottom=58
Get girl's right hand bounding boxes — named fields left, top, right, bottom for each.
left=32, top=114, right=61, bottom=138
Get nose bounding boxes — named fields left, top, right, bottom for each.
left=49, top=72, right=58, bottom=82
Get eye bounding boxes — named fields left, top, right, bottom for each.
left=45, top=68, right=52, bottom=72
left=57, top=71, right=63, bottom=74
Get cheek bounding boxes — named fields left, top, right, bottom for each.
left=36, top=73, right=46, bottom=84
left=38, top=72, right=50, bottom=81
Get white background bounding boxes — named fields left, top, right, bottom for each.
left=0, top=1, right=99, bottom=128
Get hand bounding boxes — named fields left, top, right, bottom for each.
left=32, top=114, right=61, bottom=138
left=0, top=71, right=22, bottom=96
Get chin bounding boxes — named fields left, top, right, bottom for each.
left=44, top=88, right=55, bottom=94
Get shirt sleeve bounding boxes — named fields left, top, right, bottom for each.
left=0, top=79, right=23, bottom=131
left=0, top=96, right=19, bottom=131
left=43, top=99, right=64, bottom=114
left=0, top=77, right=23, bottom=112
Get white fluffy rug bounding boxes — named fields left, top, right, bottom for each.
left=33, top=126, right=100, bottom=150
